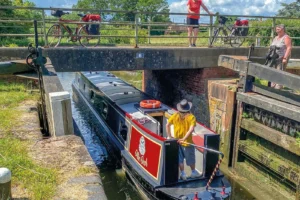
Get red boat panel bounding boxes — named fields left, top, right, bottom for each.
left=192, top=135, right=205, bottom=152
left=129, top=126, right=162, bottom=180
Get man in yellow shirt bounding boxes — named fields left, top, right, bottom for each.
left=166, top=99, right=200, bottom=180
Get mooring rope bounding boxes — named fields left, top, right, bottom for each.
left=205, top=154, right=224, bottom=190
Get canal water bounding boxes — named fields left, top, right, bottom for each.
left=57, top=72, right=256, bottom=200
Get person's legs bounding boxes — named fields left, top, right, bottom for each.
left=178, top=145, right=187, bottom=180
left=192, top=27, right=199, bottom=46
left=185, top=145, right=200, bottom=178
left=272, top=61, right=285, bottom=89
left=188, top=27, right=193, bottom=46
left=187, top=17, right=193, bottom=46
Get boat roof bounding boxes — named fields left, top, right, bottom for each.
left=82, top=71, right=150, bottom=106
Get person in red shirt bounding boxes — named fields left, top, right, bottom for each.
left=187, top=0, right=212, bottom=47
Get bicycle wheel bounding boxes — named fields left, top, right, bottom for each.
left=46, top=24, right=62, bottom=47
left=78, top=25, right=100, bottom=47
left=230, top=30, right=245, bottom=47
left=212, top=28, right=228, bottom=47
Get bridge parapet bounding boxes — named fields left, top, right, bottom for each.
left=0, top=47, right=276, bottom=72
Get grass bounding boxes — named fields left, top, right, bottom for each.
left=0, top=81, right=57, bottom=199
left=0, top=31, right=218, bottom=47
left=110, top=71, right=143, bottom=90
left=254, top=78, right=269, bottom=86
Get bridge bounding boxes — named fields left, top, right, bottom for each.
left=1, top=6, right=300, bottom=200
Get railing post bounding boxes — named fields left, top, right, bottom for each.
left=42, top=9, right=47, bottom=46
left=134, top=13, right=139, bottom=48
left=209, top=15, right=213, bottom=47
left=148, top=22, right=151, bottom=44
left=271, top=17, right=276, bottom=44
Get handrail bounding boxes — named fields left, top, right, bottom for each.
left=1, top=6, right=300, bottom=47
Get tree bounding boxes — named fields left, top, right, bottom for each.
left=277, top=0, right=300, bottom=17
left=74, top=0, right=170, bottom=23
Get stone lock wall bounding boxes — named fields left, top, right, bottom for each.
left=207, top=79, right=238, bottom=165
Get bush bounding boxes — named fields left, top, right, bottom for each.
left=100, top=25, right=147, bottom=44
left=246, top=19, right=300, bottom=46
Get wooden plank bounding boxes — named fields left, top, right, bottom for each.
left=248, top=62, right=300, bottom=91
left=241, top=118, right=300, bottom=156
left=237, top=92, right=300, bottom=122
left=239, top=141, right=300, bottom=185
left=252, top=82, right=300, bottom=107
left=232, top=101, right=243, bottom=168
left=218, top=55, right=250, bottom=72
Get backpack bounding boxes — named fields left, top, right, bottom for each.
left=82, top=14, right=101, bottom=35
left=240, top=20, right=249, bottom=36
left=51, top=10, right=64, bottom=17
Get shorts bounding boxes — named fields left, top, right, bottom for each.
left=179, top=145, right=195, bottom=166
left=187, top=17, right=199, bottom=29
left=269, top=59, right=287, bottom=89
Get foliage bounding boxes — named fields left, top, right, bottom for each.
left=245, top=19, right=300, bottom=46
left=100, top=25, right=147, bottom=44
left=0, top=138, right=57, bottom=199
left=0, top=0, right=42, bottom=45
left=277, top=0, right=300, bottom=17
left=110, top=71, right=142, bottom=90
left=242, top=112, right=249, bottom=118
left=74, top=0, right=170, bottom=34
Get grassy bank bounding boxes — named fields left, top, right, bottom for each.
left=0, top=81, right=57, bottom=199
left=111, top=71, right=143, bottom=90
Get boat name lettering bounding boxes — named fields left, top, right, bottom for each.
left=135, top=150, right=148, bottom=167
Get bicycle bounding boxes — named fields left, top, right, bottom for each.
left=210, top=16, right=245, bottom=47
left=46, top=10, right=100, bottom=47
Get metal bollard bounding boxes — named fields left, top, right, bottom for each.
left=0, top=168, right=12, bottom=200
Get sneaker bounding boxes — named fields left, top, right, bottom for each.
left=189, top=44, right=193, bottom=47
left=180, top=171, right=187, bottom=180
left=190, top=170, right=201, bottom=178
left=192, top=44, right=196, bottom=47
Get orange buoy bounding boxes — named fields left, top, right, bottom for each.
left=140, top=100, right=161, bottom=109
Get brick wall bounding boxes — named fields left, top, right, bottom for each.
left=143, top=67, right=238, bottom=126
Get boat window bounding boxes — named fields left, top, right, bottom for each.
left=90, top=90, right=95, bottom=99
left=120, top=124, right=128, bottom=141
left=78, top=78, right=80, bottom=83
left=83, top=84, right=86, bottom=91
left=101, top=101, right=108, bottom=119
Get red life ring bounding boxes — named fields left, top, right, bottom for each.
left=140, top=100, right=161, bottom=109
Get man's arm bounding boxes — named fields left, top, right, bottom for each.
left=283, top=36, right=292, bottom=64
left=178, top=125, right=195, bottom=144
left=201, top=2, right=213, bottom=15
left=166, top=122, right=173, bottom=138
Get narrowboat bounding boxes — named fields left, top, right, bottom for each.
left=72, top=71, right=231, bottom=200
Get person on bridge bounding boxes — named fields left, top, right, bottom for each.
left=187, top=0, right=213, bottom=47
left=166, top=99, right=200, bottom=180
left=270, top=24, right=292, bottom=89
